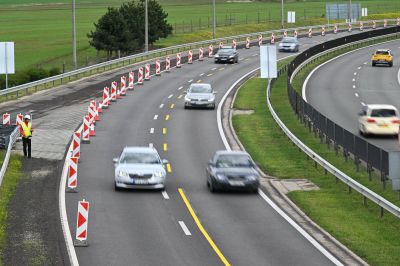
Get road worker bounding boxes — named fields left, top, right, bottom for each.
left=19, top=114, right=33, bottom=158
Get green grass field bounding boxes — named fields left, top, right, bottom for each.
left=0, top=0, right=399, bottom=73
left=232, top=61, right=400, bottom=265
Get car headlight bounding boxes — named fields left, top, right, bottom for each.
left=229, top=55, right=234, bottom=58
left=153, top=171, right=164, bottom=178
left=117, top=170, right=128, bottom=177
left=216, top=174, right=226, bottom=180
left=185, top=96, right=191, bottom=102
left=208, top=97, right=215, bottom=102
left=215, top=54, right=220, bottom=58
left=247, top=175, right=258, bottom=181
left=291, top=44, right=296, bottom=47
left=279, top=43, right=283, bottom=47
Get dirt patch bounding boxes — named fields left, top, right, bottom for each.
left=3, top=157, right=68, bottom=265
left=232, top=109, right=254, bottom=116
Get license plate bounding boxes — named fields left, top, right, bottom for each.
left=229, top=181, right=244, bottom=186
left=379, top=124, right=388, bottom=127
left=134, top=179, right=148, bottom=185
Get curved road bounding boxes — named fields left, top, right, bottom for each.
left=306, top=39, right=400, bottom=152
left=66, top=30, right=365, bottom=266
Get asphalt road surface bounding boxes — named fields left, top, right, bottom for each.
left=306, top=39, right=400, bottom=152
left=66, top=30, right=368, bottom=266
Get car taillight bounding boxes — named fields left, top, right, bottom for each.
left=391, top=119, right=400, bottom=124
left=367, top=118, right=376, bottom=123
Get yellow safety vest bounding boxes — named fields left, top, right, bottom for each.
left=21, top=122, right=32, bottom=138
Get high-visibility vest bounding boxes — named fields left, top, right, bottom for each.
left=20, top=122, right=32, bottom=138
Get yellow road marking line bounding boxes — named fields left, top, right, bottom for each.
left=218, top=68, right=225, bottom=71
left=178, top=94, right=183, bottom=99
left=197, top=79, right=202, bottom=83
left=165, top=115, right=170, bottom=121
left=170, top=104, right=175, bottom=109
left=162, top=128, right=167, bottom=135
left=178, top=188, right=230, bottom=266
left=163, top=143, right=168, bottom=152
left=166, top=163, right=172, bottom=173
left=207, top=73, right=213, bottom=77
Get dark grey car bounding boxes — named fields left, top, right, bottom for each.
left=206, top=150, right=260, bottom=193
left=278, top=37, right=300, bottom=52
left=214, top=46, right=239, bottom=64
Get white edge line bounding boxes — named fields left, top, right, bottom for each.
left=150, top=128, right=154, bottom=134
left=59, top=124, right=82, bottom=266
left=218, top=55, right=343, bottom=266
left=161, top=190, right=170, bottom=199
left=178, top=221, right=192, bottom=236
left=302, top=38, right=400, bottom=102
left=258, top=190, right=344, bottom=266
left=397, top=65, right=400, bottom=88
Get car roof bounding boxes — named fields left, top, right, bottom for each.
left=220, top=46, right=234, bottom=49
left=123, top=146, right=158, bottom=154
left=375, top=49, right=390, bottom=52
left=282, top=37, right=297, bottom=40
left=366, top=104, right=398, bottom=110
left=190, top=83, right=211, bottom=87
left=214, top=150, right=250, bottom=156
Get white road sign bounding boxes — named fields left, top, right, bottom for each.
left=260, top=45, right=277, bottom=79
left=0, top=42, right=15, bottom=74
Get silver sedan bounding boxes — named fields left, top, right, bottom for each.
left=184, top=83, right=216, bottom=109
left=113, top=147, right=168, bottom=190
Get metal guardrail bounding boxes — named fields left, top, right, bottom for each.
left=0, top=19, right=396, bottom=101
left=266, top=29, right=400, bottom=218
left=0, top=127, right=20, bottom=186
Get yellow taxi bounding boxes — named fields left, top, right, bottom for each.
left=371, top=49, right=393, bottom=67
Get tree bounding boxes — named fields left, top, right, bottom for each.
left=88, top=1, right=173, bottom=55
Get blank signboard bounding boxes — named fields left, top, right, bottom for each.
left=0, top=42, right=15, bottom=74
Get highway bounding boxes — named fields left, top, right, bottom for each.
left=306, top=39, right=400, bottom=152
left=65, top=30, right=364, bottom=266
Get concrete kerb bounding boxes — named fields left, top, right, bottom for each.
left=220, top=65, right=368, bottom=265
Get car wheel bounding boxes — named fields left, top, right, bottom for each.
left=209, top=180, right=216, bottom=193
left=252, top=187, right=259, bottom=193
left=389, top=62, right=393, bottom=67
left=372, top=62, right=376, bottom=67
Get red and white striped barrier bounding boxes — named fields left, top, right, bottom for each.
left=165, top=57, right=171, bottom=71
left=87, top=106, right=95, bottom=125
left=245, top=37, right=250, bottom=49
left=82, top=115, right=90, bottom=143
left=308, top=28, right=312, bottom=38
left=334, top=24, right=338, bottom=34
left=384, top=19, right=387, bottom=27
left=270, top=33, right=275, bottom=44
left=128, top=72, right=134, bottom=90
left=72, top=132, right=81, bottom=158
left=294, top=30, right=298, bottom=38
left=138, top=67, right=144, bottom=84
left=176, top=53, right=181, bottom=68
left=89, top=123, right=95, bottom=137
left=67, top=157, right=79, bottom=191
left=219, top=42, right=223, bottom=49
left=120, top=76, right=127, bottom=96
left=111, top=82, right=117, bottom=101
left=102, top=87, right=109, bottom=108
left=283, top=31, right=287, bottom=37
left=145, top=64, right=150, bottom=80
left=155, top=59, right=161, bottom=75
left=3, top=113, right=10, bottom=126
left=359, top=21, right=364, bottom=31
left=15, top=113, right=23, bottom=126
left=321, top=27, right=325, bottom=36
left=372, top=21, right=376, bottom=29
left=397, top=18, right=400, bottom=26
left=188, top=50, right=193, bottom=64
left=90, top=100, right=100, bottom=122
left=208, top=45, right=213, bottom=57
left=199, top=47, right=204, bottom=61
left=348, top=23, right=352, bottom=32
left=232, top=39, right=237, bottom=49
left=258, top=35, right=262, bottom=46
left=75, top=199, right=90, bottom=246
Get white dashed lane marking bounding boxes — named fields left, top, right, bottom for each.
left=168, top=94, right=173, bottom=99
left=355, top=93, right=359, bottom=97
left=178, top=221, right=192, bottom=236
left=154, top=115, right=158, bottom=120
left=150, top=128, right=154, bottom=134
left=159, top=104, right=164, bottom=109
left=162, top=190, right=170, bottom=199
left=178, top=86, right=183, bottom=90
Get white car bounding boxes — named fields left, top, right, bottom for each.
left=358, top=104, right=400, bottom=136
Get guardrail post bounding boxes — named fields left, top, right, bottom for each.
left=363, top=196, right=368, bottom=207
left=348, top=185, right=352, bottom=194
left=380, top=207, right=384, bottom=218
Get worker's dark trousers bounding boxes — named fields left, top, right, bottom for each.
left=22, top=137, right=31, bottom=158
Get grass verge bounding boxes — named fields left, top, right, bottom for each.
left=0, top=153, right=23, bottom=266
left=233, top=60, right=400, bottom=265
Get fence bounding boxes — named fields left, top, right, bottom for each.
left=0, top=126, right=20, bottom=186
left=286, top=26, right=400, bottom=188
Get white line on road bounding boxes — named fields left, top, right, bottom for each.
left=150, top=128, right=154, bottom=134
left=364, top=62, right=368, bottom=65
left=361, top=102, right=366, bottom=106
left=354, top=72, right=357, bottom=75
left=355, top=93, right=359, bottom=97
left=199, top=73, right=205, bottom=76
left=154, top=115, right=158, bottom=120
left=357, top=66, right=361, bottom=70
left=161, top=190, right=170, bottom=199
left=178, top=221, right=192, bottom=236
left=352, top=78, right=355, bottom=82
left=168, top=94, right=173, bottom=99
left=178, top=86, right=183, bottom=90
left=211, top=67, right=217, bottom=71
left=159, top=104, right=164, bottom=108
left=352, top=85, right=356, bottom=89
left=188, top=79, right=193, bottom=83
left=397, top=64, right=400, bottom=88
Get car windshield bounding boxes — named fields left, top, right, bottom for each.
left=375, top=51, right=389, bottom=55
left=215, top=154, right=253, bottom=168
left=282, top=38, right=296, bottom=43
left=370, top=109, right=397, bottom=117
left=120, top=152, right=160, bottom=164
left=190, top=85, right=212, bottom=93
left=218, top=48, right=234, bottom=53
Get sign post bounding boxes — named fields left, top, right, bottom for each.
left=0, top=42, right=15, bottom=89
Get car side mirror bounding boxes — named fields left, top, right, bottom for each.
left=162, top=159, right=169, bottom=164
left=208, top=160, right=214, bottom=166
left=113, top=158, right=119, bottom=163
